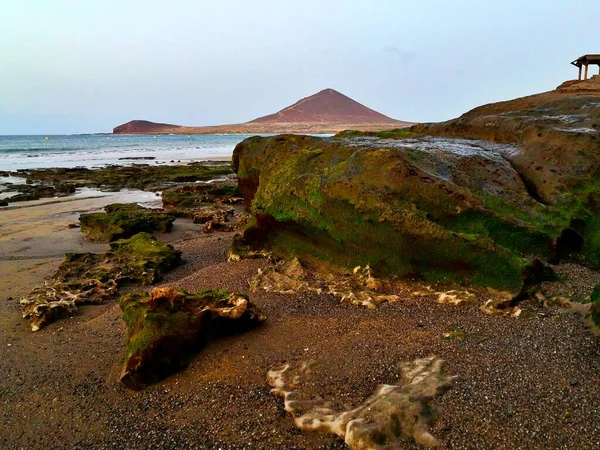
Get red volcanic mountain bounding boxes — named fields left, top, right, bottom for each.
left=249, top=88, right=402, bottom=124
left=113, top=120, right=181, bottom=134
left=113, top=88, right=409, bottom=134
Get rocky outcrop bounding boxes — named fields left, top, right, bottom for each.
left=232, top=80, right=600, bottom=295
left=79, top=203, right=175, bottom=242
left=20, top=233, right=181, bottom=331
left=7, top=163, right=233, bottom=192
left=233, top=136, right=538, bottom=294
left=119, top=286, right=266, bottom=390
left=4, top=183, right=75, bottom=203
left=267, top=356, right=457, bottom=449
left=161, top=180, right=242, bottom=233
left=162, top=181, right=242, bottom=212
left=250, top=258, right=400, bottom=309
left=410, top=77, right=600, bottom=206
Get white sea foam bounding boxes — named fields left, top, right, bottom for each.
left=0, top=134, right=244, bottom=171
left=0, top=134, right=333, bottom=171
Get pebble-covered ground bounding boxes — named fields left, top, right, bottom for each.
left=1, top=230, right=599, bottom=449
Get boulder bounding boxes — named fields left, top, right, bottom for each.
left=79, top=203, right=175, bottom=242
left=119, top=286, right=266, bottom=390
left=20, top=233, right=181, bottom=331
left=233, top=135, right=545, bottom=294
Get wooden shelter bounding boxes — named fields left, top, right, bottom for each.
left=571, top=54, right=600, bottom=80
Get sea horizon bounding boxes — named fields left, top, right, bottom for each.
left=0, top=134, right=257, bottom=171
left=0, top=133, right=334, bottom=171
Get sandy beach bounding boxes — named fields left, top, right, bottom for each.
left=1, top=185, right=600, bottom=449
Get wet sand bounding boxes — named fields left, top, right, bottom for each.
left=1, top=195, right=600, bottom=449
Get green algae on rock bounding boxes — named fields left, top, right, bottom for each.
left=6, top=162, right=233, bottom=191
left=162, top=180, right=242, bottom=213
left=590, top=284, right=600, bottom=326
left=79, top=203, right=175, bottom=242
left=250, top=258, right=401, bottom=309
left=20, top=232, right=182, bottom=331
left=268, top=356, right=457, bottom=449
left=233, top=134, right=555, bottom=294
left=4, top=183, right=76, bottom=203
left=161, top=180, right=241, bottom=232
left=119, top=286, right=266, bottom=390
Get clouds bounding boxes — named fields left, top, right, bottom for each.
left=1, top=0, right=600, bottom=133
left=383, top=47, right=417, bottom=64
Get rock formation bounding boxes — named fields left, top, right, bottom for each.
left=3, top=183, right=75, bottom=203
left=267, top=356, right=457, bottom=449
left=119, top=286, right=266, bottom=390
left=250, top=258, right=400, bottom=309
left=161, top=179, right=242, bottom=232
left=9, top=163, right=233, bottom=191
left=20, top=233, right=181, bottom=331
left=232, top=78, right=600, bottom=296
left=79, top=203, right=175, bottom=242
left=161, top=181, right=242, bottom=212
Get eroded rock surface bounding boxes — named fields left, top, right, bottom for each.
left=3, top=183, right=75, bottom=202
left=267, top=356, right=457, bottom=449
left=5, top=162, right=233, bottom=191
left=20, top=232, right=181, bottom=331
left=120, top=286, right=266, bottom=390
left=250, top=258, right=400, bottom=309
left=162, top=180, right=242, bottom=213
left=79, top=203, right=175, bottom=242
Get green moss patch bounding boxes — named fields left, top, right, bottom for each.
left=119, top=287, right=265, bottom=390
left=231, top=133, right=600, bottom=295
left=20, top=232, right=182, bottom=331
left=79, top=203, right=175, bottom=242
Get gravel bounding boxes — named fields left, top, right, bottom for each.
left=1, top=231, right=599, bottom=449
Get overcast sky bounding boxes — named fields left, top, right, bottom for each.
left=1, top=0, right=598, bottom=134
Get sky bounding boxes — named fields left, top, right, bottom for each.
left=1, top=0, right=599, bottom=134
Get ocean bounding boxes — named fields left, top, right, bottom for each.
left=0, top=134, right=260, bottom=171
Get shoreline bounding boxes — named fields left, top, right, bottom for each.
left=2, top=207, right=599, bottom=448
left=1, top=136, right=600, bottom=448
left=0, top=134, right=245, bottom=172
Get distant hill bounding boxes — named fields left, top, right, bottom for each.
left=113, top=120, right=180, bottom=134
left=248, top=88, right=401, bottom=124
left=113, top=88, right=411, bottom=134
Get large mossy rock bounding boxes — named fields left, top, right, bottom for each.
left=232, top=126, right=598, bottom=294
left=119, top=286, right=266, bottom=390
left=590, top=284, right=600, bottom=326
left=79, top=203, right=175, bottom=242
left=20, top=232, right=182, bottom=331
